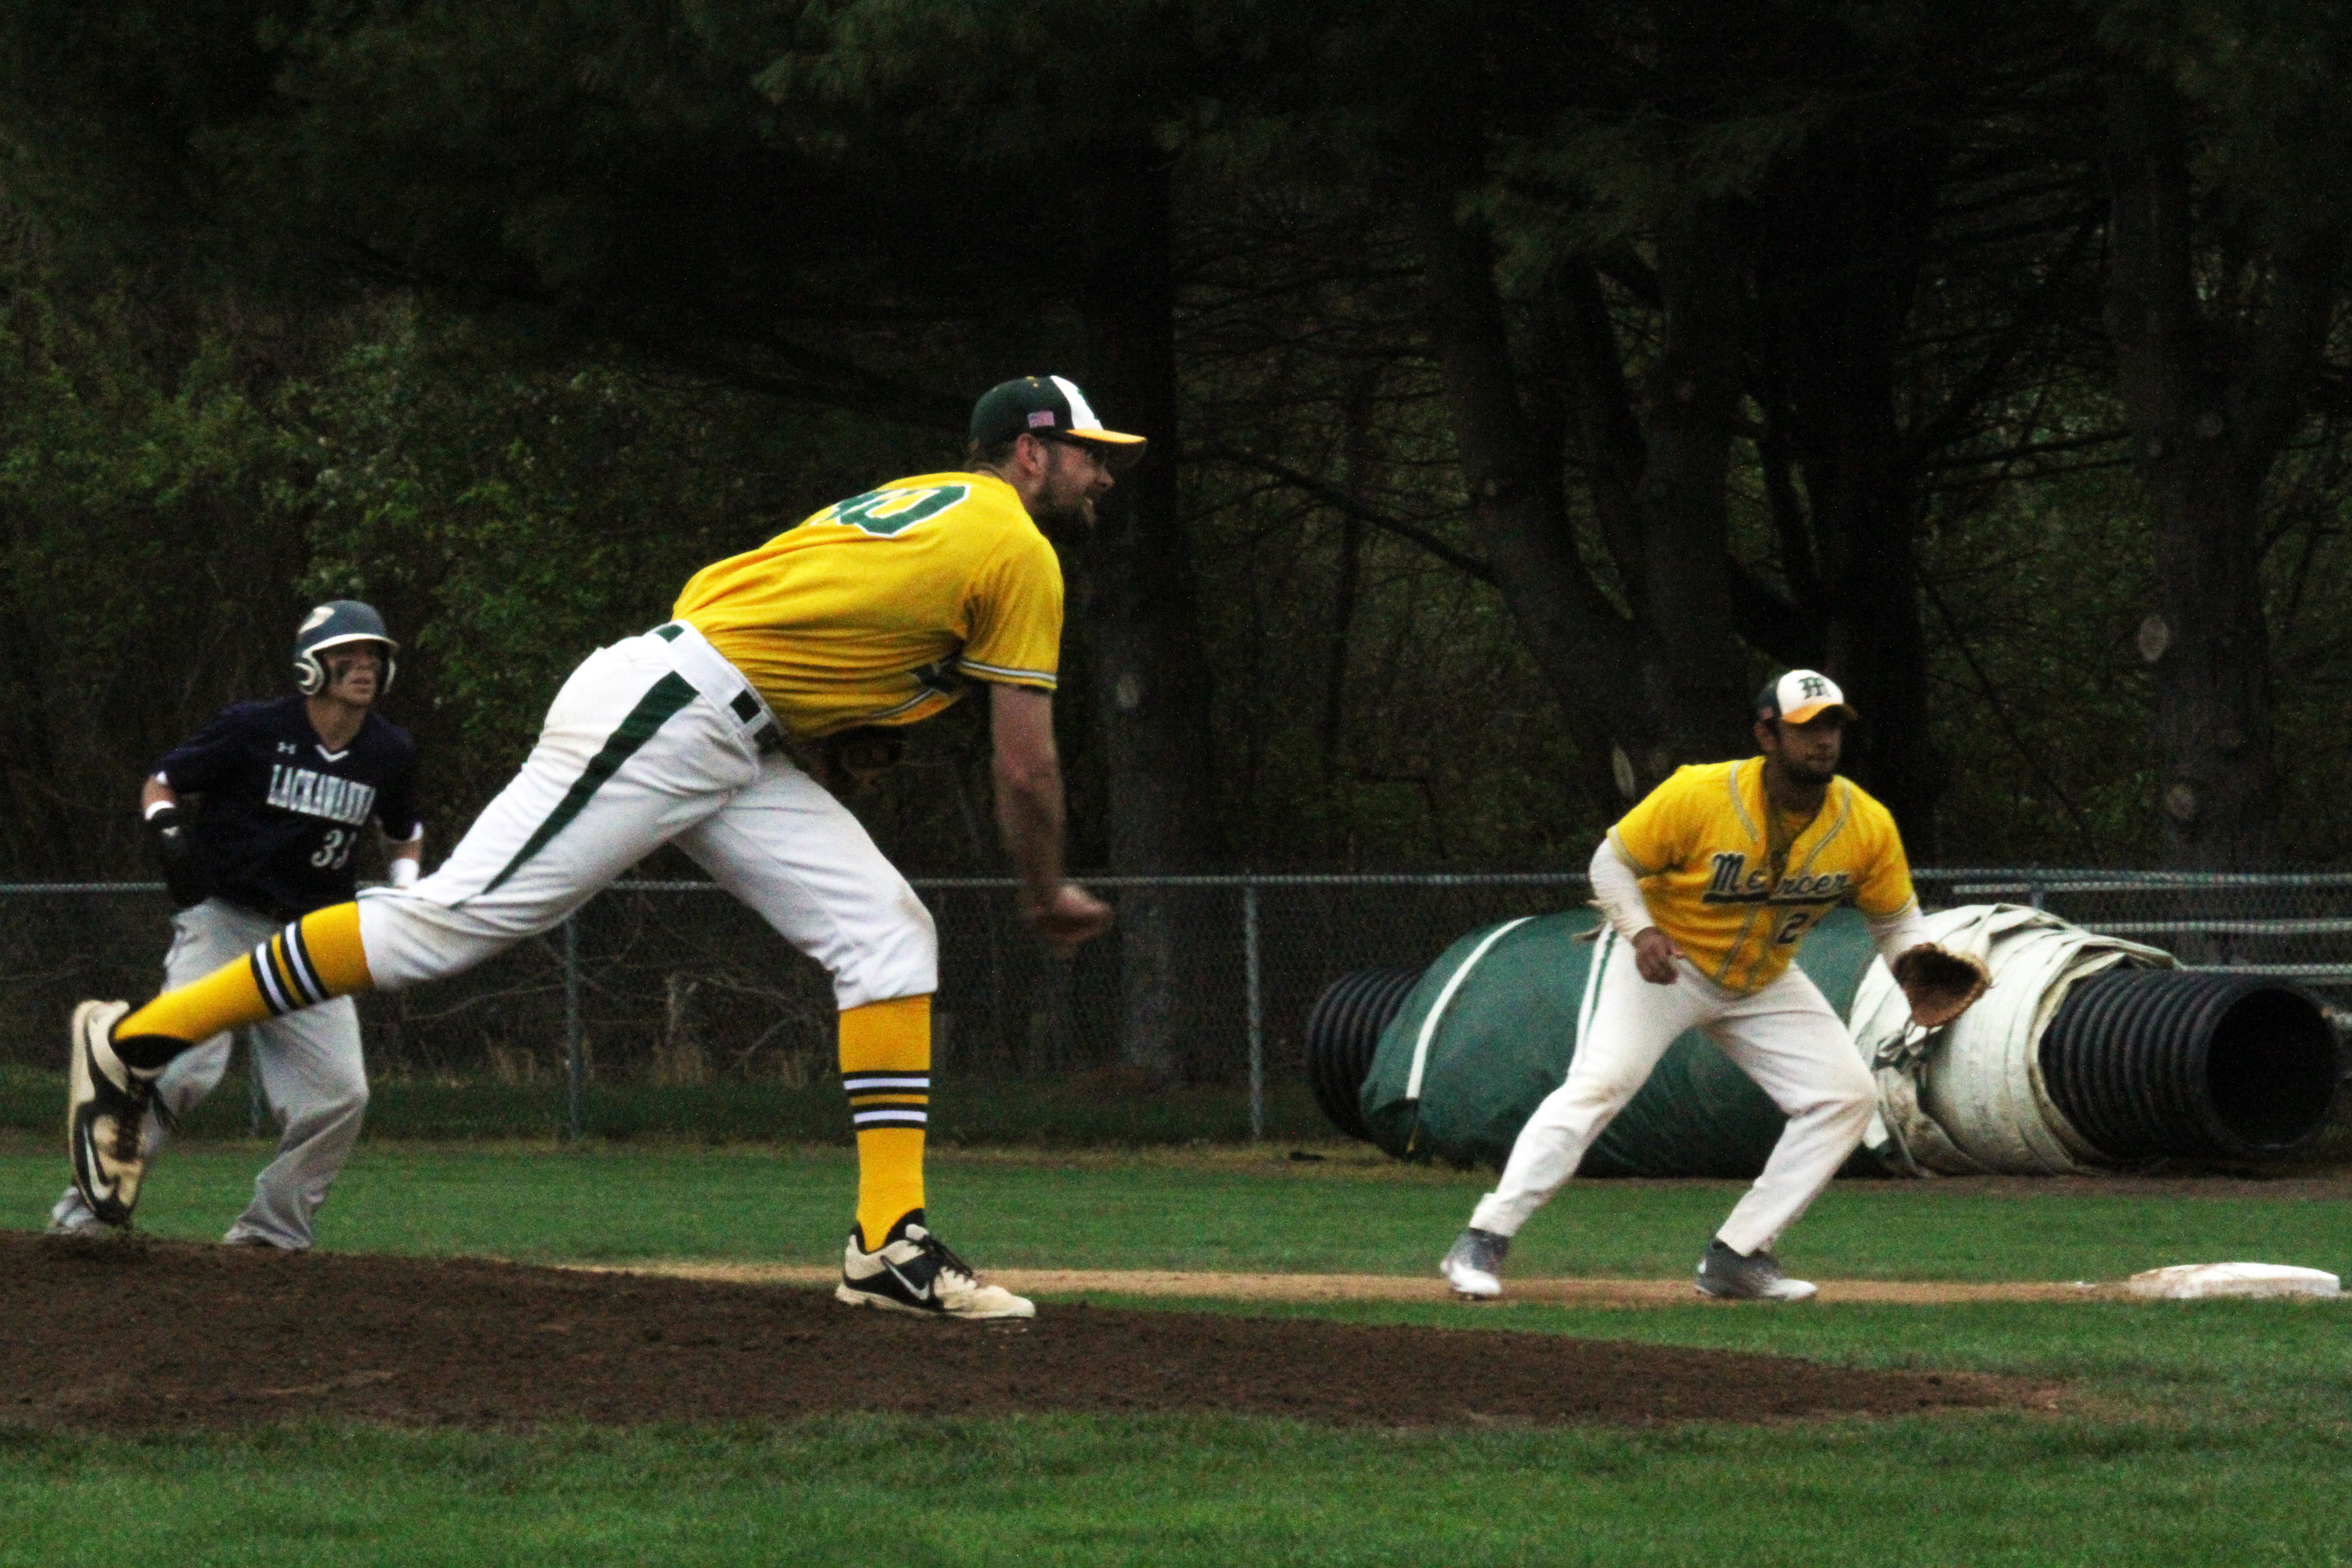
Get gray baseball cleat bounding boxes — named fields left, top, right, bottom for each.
left=1441, top=1226, right=1509, bottom=1299
left=1694, top=1239, right=1817, bottom=1302
left=836, top=1213, right=1035, bottom=1320
left=65, top=1000, right=148, bottom=1229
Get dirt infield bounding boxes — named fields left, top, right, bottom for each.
left=622, top=1262, right=2113, bottom=1306
left=0, top=1232, right=2030, bottom=1432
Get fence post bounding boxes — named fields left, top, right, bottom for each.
left=1244, top=880, right=1264, bottom=1143
left=564, top=914, right=583, bottom=1142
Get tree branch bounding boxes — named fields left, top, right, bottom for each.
left=1197, top=444, right=1498, bottom=584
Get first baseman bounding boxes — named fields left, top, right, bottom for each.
left=1442, top=671, right=1967, bottom=1302
left=50, top=601, right=422, bottom=1249
left=68, top=375, right=1136, bottom=1320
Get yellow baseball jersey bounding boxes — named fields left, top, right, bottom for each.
left=1607, top=758, right=1916, bottom=994
left=672, top=471, right=1063, bottom=737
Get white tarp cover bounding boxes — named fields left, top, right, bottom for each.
left=1847, top=905, right=2174, bottom=1176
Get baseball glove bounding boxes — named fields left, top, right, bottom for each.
left=1890, top=944, right=1991, bottom=1029
left=813, top=725, right=905, bottom=794
left=147, top=805, right=212, bottom=909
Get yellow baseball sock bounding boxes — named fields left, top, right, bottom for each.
left=839, top=994, right=931, bottom=1248
left=112, top=903, right=374, bottom=1070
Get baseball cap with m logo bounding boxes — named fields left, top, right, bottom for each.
left=1755, top=669, right=1857, bottom=725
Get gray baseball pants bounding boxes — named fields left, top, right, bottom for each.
left=49, top=898, right=368, bottom=1248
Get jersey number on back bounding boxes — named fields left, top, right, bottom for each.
left=818, top=484, right=971, bottom=538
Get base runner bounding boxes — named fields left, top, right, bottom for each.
left=49, top=602, right=422, bottom=1248
left=1441, top=671, right=1985, bottom=1302
left=67, top=375, right=1137, bottom=1321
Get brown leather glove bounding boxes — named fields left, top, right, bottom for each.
left=813, top=725, right=905, bottom=794
left=1891, top=944, right=1992, bottom=1029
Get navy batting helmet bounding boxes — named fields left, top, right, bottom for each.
left=294, top=600, right=398, bottom=696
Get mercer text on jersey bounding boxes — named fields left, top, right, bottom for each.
left=1701, top=852, right=1853, bottom=906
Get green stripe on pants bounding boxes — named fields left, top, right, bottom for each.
left=481, top=672, right=699, bottom=895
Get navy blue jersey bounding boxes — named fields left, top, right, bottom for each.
left=158, top=696, right=423, bottom=919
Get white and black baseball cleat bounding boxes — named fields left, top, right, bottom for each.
left=1694, top=1239, right=1817, bottom=1302
left=221, top=1232, right=294, bottom=1251
left=65, top=1000, right=148, bottom=1228
left=1441, top=1226, right=1509, bottom=1299
left=836, top=1213, right=1035, bottom=1321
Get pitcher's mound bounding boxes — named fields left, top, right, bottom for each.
left=3, top=1232, right=2027, bottom=1431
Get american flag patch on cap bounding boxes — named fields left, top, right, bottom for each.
left=1028, top=409, right=1056, bottom=427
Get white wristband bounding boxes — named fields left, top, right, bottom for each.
left=143, top=798, right=177, bottom=821
left=388, top=858, right=420, bottom=889
left=1587, top=837, right=1654, bottom=942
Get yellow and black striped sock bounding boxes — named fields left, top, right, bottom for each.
left=839, top=994, right=931, bottom=1249
left=112, top=903, right=375, bottom=1071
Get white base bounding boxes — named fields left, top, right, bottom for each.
left=2124, top=1262, right=2341, bottom=1300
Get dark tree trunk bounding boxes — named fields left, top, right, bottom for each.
left=1544, top=219, right=1757, bottom=783
left=1410, top=172, right=1655, bottom=790
left=1632, top=208, right=1754, bottom=765
left=1318, top=372, right=1377, bottom=804
left=2102, top=75, right=2337, bottom=869
left=1411, top=147, right=1749, bottom=797
left=1754, top=125, right=1947, bottom=848
left=1069, top=156, right=1221, bottom=1076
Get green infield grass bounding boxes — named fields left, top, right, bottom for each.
left=4, top=1138, right=2349, bottom=1566
left=4, top=1134, right=2347, bottom=1282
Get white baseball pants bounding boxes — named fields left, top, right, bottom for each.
left=353, top=622, right=936, bottom=1010
left=1467, top=926, right=1875, bottom=1257
left=51, top=898, right=368, bottom=1248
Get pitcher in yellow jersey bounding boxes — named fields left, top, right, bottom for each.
left=67, top=375, right=1138, bottom=1321
left=1441, top=671, right=1955, bottom=1303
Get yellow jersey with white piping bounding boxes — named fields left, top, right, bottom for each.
left=672, top=471, right=1063, bottom=738
left=1607, top=758, right=1916, bottom=994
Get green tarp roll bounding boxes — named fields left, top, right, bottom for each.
left=1357, top=906, right=1882, bottom=1175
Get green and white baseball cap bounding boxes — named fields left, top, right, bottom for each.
left=970, top=375, right=1147, bottom=466
left=1756, top=669, right=1857, bottom=725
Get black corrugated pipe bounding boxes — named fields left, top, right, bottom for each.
left=1304, top=967, right=1421, bottom=1141
left=2039, top=970, right=2342, bottom=1162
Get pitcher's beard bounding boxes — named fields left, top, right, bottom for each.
left=1029, top=494, right=1098, bottom=534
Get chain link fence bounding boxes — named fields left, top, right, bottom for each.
left=4, top=869, right=2348, bottom=1137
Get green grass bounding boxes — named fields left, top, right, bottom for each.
left=3, top=1409, right=2348, bottom=1567
left=0, top=1062, right=1334, bottom=1144
left=5, top=1138, right=2351, bottom=1565
left=6, top=1135, right=2347, bottom=1282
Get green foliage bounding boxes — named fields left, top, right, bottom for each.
left=290, top=307, right=921, bottom=805
left=6, top=1, right=2352, bottom=873
left=2098, top=0, right=2352, bottom=235
left=1916, top=462, right=2162, bottom=862
left=0, top=230, right=935, bottom=856
left=0, top=231, right=316, bottom=871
